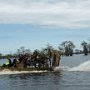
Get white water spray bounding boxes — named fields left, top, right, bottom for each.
left=0, top=67, right=61, bottom=75
left=68, top=60, right=90, bottom=71
left=53, top=67, right=61, bottom=71
left=0, top=69, right=48, bottom=75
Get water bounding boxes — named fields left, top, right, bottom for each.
left=0, top=54, right=90, bottom=90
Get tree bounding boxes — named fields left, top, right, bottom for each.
left=75, top=49, right=81, bottom=54
left=87, top=43, right=90, bottom=53
left=33, top=49, right=40, bottom=56
left=87, top=39, right=90, bottom=53
left=60, top=41, right=75, bottom=56
left=20, top=46, right=25, bottom=55
left=81, top=41, right=88, bottom=55
left=68, top=41, right=75, bottom=56
left=16, top=47, right=31, bottom=56
left=25, top=49, right=31, bottom=54
left=58, top=46, right=64, bottom=55
left=16, top=49, right=21, bottom=56
left=0, top=53, right=2, bottom=58
left=46, top=43, right=54, bottom=51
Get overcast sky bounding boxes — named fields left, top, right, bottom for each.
left=0, top=0, right=90, bottom=54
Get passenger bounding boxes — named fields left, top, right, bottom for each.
left=27, top=57, right=31, bottom=66
left=18, top=55, right=24, bottom=62
left=12, top=59, right=17, bottom=67
left=6, top=58, right=12, bottom=67
left=31, top=54, right=36, bottom=68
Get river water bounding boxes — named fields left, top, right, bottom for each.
left=0, top=54, right=90, bottom=90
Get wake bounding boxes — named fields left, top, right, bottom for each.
left=68, top=60, right=90, bottom=71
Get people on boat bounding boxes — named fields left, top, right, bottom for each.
left=1, top=49, right=61, bottom=70
left=3, top=58, right=12, bottom=67
left=12, top=59, right=17, bottom=67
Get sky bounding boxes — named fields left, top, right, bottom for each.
left=0, top=0, right=90, bottom=54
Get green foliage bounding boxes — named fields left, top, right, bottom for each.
left=59, top=41, right=75, bottom=56
left=2, top=40, right=90, bottom=58
left=81, top=41, right=88, bottom=55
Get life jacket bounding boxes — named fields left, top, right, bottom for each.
left=6, top=59, right=9, bottom=65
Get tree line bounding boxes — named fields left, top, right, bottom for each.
left=0, top=40, right=90, bottom=59
left=58, top=40, right=90, bottom=56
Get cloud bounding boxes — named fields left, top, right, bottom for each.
left=0, top=0, right=90, bottom=28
